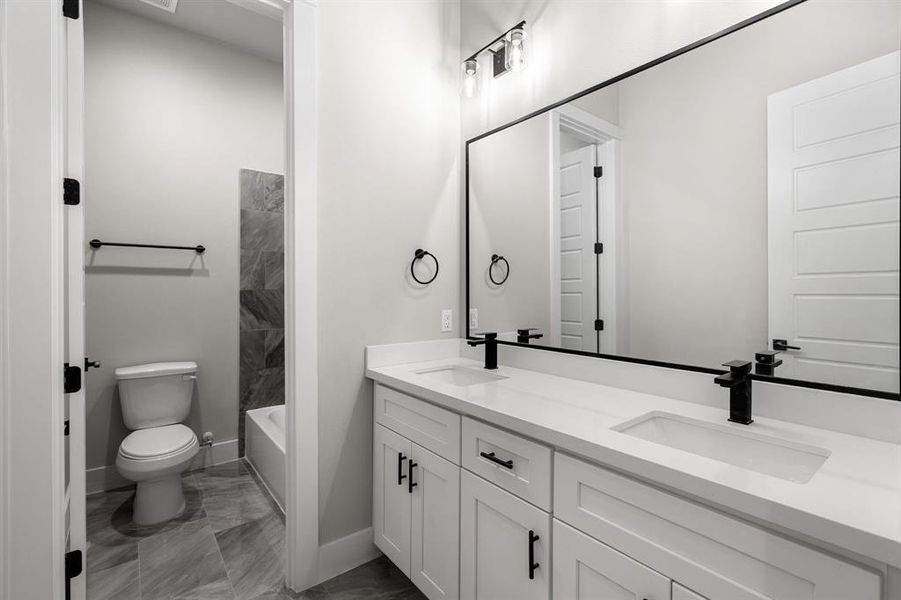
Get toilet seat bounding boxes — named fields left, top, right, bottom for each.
left=120, top=424, right=197, bottom=460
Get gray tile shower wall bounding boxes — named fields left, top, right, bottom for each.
left=239, top=169, right=285, bottom=454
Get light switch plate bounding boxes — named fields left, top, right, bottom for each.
left=469, top=308, right=479, bottom=330
left=441, top=309, right=453, bottom=332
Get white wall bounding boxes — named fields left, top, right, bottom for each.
left=83, top=1, right=283, bottom=469
left=316, top=0, right=461, bottom=544
left=461, top=0, right=783, bottom=139
left=469, top=113, right=551, bottom=337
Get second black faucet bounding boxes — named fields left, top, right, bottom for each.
left=468, top=332, right=498, bottom=370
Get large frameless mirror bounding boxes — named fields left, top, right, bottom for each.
left=467, top=0, right=900, bottom=396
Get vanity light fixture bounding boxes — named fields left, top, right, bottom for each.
left=461, top=21, right=528, bottom=97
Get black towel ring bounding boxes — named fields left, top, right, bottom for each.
left=411, top=249, right=439, bottom=285
left=489, top=254, right=510, bottom=285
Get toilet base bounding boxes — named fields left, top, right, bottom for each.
left=134, top=475, right=186, bottom=525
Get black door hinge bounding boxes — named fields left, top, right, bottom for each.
left=65, top=550, right=83, bottom=600
left=64, top=420, right=70, bottom=436
left=62, top=0, right=79, bottom=19
left=63, top=178, right=80, bottom=205
left=593, top=166, right=603, bottom=178
left=594, top=242, right=604, bottom=255
left=64, top=363, right=81, bottom=394
left=594, top=319, right=605, bottom=331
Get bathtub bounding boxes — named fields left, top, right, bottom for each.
left=245, top=405, right=285, bottom=511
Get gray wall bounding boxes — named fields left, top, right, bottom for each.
left=239, top=169, right=285, bottom=453
left=84, top=1, right=283, bottom=469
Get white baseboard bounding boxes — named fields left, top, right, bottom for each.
left=86, top=438, right=239, bottom=495
left=317, top=527, right=382, bottom=584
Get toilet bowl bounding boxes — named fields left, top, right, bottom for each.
left=115, top=361, right=199, bottom=525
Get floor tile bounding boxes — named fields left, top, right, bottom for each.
left=138, top=519, right=230, bottom=600
left=172, top=577, right=238, bottom=599
left=250, top=584, right=329, bottom=600
left=216, top=513, right=286, bottom=599
left=321, top=557, right=425, bottom=600
left=87, top=558, right=141, bottom=600
left=193, top=461, right=278, bottom=532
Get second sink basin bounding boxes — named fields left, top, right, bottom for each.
left=416, top=365, right=508, bottom=387
left=612, top=411, right=830, bottom=483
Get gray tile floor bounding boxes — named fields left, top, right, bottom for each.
left=87, top=459, right=424, bottom=600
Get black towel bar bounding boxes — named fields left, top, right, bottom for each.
left=89, top=239, right=206, bottom=254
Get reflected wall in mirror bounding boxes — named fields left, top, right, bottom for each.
left=467, top=0, right=900, bottom=394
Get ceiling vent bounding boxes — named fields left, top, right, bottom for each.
left=137, top=0, right=178, bottom=13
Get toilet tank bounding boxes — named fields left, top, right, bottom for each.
left=115, top=361, right=198, bottom=430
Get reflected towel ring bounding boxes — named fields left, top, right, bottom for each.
left=489, top=254, right=510, bottom=285
left=411, top=249, right=439, bottom=285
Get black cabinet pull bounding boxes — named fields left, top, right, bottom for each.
left=480, top=451, right=514, bottom=469
left=528, top=530, right=540, bottom=580
left=408, top=460, right=418, bottom=493
left=398, top=453, right=407, bottom=486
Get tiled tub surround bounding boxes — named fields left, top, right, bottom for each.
left=365, top=339, right=901, bottom=574
left=86, top=459, right=424, bottom=600
left=239, top=169, right=286, bottom=453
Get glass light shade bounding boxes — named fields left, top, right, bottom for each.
left=504, top=28, right=527, bottom=72
left=461, top=58, right=481, bottom=98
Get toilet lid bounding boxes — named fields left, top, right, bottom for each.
left=120, top=424, right=196, bottom=460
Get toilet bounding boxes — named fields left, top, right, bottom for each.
left=115, top=361, right=200, bottom=525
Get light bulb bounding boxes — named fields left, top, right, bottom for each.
left=461, top=58, right=481, bottom=98
left=505, top=28, right=527, bottom=72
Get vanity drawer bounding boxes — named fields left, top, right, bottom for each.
left=374, top=384, right=460, bottom=464
left=554, top=453, right=881, bottom=600
left=462, top=417, right=552, bottom=511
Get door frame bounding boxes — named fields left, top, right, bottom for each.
left=0, top=0, right=321, bottom=595
left=549, top=104, right=623, bottom=354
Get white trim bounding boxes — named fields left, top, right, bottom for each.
left=283, top=0, right=320, bottom=592
left=0, top=1, right=10, bottom=594
left=222, top=0, right=288, bottom=21
left=549, top=104, right=623, bottom=354
left=317, top=527, right=382, bottom=585
left=85, top=439, right=241, bottom=495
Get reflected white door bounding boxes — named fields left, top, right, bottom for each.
left=768, top=51, right=900, bottom=393
left=558, top=145, right=598, bottom=352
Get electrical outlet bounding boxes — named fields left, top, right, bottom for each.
left=441, top=309, right=453, bottom=332
left=469, top=308, right=479, bottom=330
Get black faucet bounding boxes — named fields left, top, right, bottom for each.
left=468, top=332, right=498, bottom=370
left=516, top=328, right=543, bottom=344
left=754, top=350, right=782, bottom=376
left=714, top=360, right=753, bottom=424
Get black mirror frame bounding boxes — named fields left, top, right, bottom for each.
left=464, top=0, right=900, bottom=402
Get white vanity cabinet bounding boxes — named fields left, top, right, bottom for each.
left=373, top=385, right=461, bottom=600
left=460, top=470, right=551, bottom=600
left=371, top=381, right=885, bottom=600
left=553, top=518, right=671, bottom=600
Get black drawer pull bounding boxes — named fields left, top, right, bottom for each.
left=398, top=453, right=407, bottom=486
left=480, top=451, right=514, bottom=469
left=408, top=460, right=418, bottom=493
left=528, top=530, right=540, bottom=580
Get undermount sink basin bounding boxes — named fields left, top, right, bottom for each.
left=416, top=365, right=508, bottom=387
left=613, top=412, right=830, bottom=483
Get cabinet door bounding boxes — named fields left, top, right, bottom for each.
left=672, top=583, right=707, bottom=600
left=373, top=423, right=412, bottom=575
left=411, top=443, right=460, bottom=600
left=460, top=470, right=550, bottom=600
left=554, top=519, right=671, bottom=600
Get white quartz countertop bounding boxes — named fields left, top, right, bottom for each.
left=366, top=355, right=901, bottom=568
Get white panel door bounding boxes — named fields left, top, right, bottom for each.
left=768, top=51, right=900, bottom=392
left=411, top=443, right=460, bottom=600
left=64, top=4, right=87, bottom=599
left=553, top=519, right=671, bottom=600
left=373, top=424, right=412, bottom=575
left=558, top=145, right=598, bottom=352
left=460, top=470, right=550, bottom=600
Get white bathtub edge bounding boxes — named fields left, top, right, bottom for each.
left=246, top=405, right=286, bottom=511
